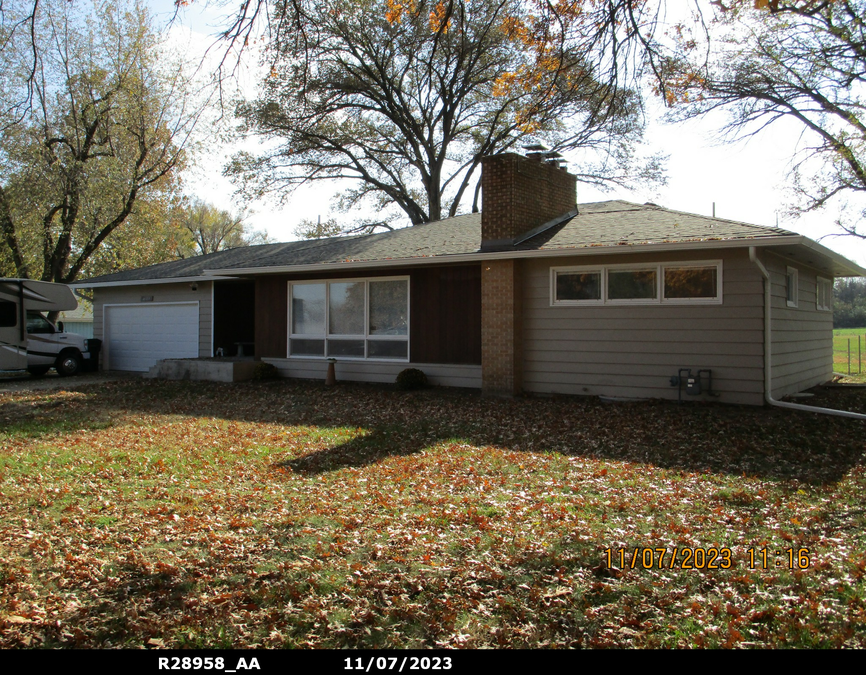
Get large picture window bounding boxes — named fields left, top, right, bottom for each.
left=289, top=278, right=409, bottom=360
left=551, top=261, right=722, bottom=306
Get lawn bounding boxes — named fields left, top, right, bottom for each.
left=1, top=378, right=865, bottom=649
left=834, top=327, right=866, bottom=382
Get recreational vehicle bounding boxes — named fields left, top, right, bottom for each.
left=0, top=279, right=98, bottom=375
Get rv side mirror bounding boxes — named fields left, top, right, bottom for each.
left=57, top=321, right=64, bottom=333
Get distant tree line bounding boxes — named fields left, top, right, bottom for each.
left=834, top=278, right=866, bottom=328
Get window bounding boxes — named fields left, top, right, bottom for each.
left=786, top=267, right=799, bottom=308
left=289, top=278, right=409, bottom=360
left=817, top=277, right=832, bottom=312
left=26, top=311, right=55, bottom=334
left=607, top=268, right=658, bottom=301
left=552, top=269, right=602, bottom=304
left=551, top=261, right=722, bottom=306
left=663, top=265, right=719, bottom=302
left=0, top=301, right=16, bottom=328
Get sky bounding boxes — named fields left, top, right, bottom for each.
left=149, top=0, right=866, bottom=269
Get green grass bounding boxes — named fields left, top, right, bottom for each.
left=833, top=327, right=866, bottom=381
left=1, top=378, right=865, bottom=648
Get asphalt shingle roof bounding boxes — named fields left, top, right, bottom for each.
left=78, top=201, right=797, bottom=284
left=517, top=200, right=793, bottom=251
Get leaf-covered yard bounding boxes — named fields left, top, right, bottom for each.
left=1, top=378, right=865, bottom=649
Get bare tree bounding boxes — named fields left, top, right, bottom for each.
left=226, top=0, right=667, bottom=228
left=661, top=0, right=866, bottom=237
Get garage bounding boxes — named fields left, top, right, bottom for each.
left=104, top=302, right=199, bottom=371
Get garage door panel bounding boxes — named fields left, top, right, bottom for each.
left=106, top=303, right=199, bottom=371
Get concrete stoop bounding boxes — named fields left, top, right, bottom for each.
left=145, top=359, right=257, bottom=383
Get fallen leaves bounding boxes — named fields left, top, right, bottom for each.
left=0, top=379, right=865, bottom=648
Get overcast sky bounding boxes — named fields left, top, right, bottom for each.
left=151, top=0, right=866, bottom=268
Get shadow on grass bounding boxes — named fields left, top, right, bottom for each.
left=3, top=377, right=866, bottom=485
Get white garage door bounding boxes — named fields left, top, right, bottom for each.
left=105, top=303, right=199, bottom=371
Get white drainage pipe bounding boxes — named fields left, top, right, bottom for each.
left=749, top=246, right=866, bottom=420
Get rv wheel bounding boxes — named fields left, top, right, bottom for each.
left=55, top=350, right=82, bottom=377
left=27, top=366, right=50, bottom=377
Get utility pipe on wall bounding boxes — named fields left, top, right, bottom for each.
left=749, top=246, right=866, bottom=420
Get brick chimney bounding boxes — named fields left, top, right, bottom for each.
left=480, top=152, right=577, bottom=250
left=479, top=153, right=576, bottom=397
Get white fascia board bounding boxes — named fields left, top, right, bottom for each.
left=70, top=276, right=237, bottom=289
left=203, top=236, right=803, bottom=276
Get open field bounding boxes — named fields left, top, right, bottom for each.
left=1, top=377, right=865, bottom=649
left=833, top=328, right=866, bottom=383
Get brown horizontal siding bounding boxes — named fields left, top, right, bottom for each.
left=525, top=304, right=765, bottom=321
left=521, top=249, right=766, bottom=404
left=522, top=339, right=765, bottom=356
left=765, top=252, right=833, bottom=397
left=524, top=349, right=763, bottom=369
left=525, top=328, right=764, bottom=344
left=524, top=318, right=764, bottom=331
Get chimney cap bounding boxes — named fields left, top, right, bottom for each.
left=523, top=144, right=564, bottom=164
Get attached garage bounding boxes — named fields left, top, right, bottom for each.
left=104, top=302, right=199, bottom=371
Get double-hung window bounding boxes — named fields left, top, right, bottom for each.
left=289, top=278, right=409, bottom=360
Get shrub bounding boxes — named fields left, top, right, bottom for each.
left=396, top=368, right=427, bottom=390
left=253, top=362, right=280, bottom=380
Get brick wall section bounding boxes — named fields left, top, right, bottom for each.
left=480, top=153, right=577, bottom=248
left=481, top=259, right=523, bottom=395
left=480, top=153, right=575, bottom=395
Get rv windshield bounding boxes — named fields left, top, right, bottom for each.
left=26, top=312, right=55, bottom=334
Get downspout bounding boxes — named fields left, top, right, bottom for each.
left=749, top=246, right=866, bottom=420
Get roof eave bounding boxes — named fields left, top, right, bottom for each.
left=69, top=275, right=239, bottom=289
left=797, top=237, right=866, bottom=277
left=202, top=235, right=803, bottom=276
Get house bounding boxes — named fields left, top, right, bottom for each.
left=72, top=152, right=865, bottom=405
left=58, top=304, right=94, bottom=339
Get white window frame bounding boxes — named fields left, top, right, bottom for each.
left=816, top=276, right=832, bottom=312
left=786, top=267, right=799, bottom=308
left=660, top=262, right=724, bottom=305
left=549, top=267, right=604, bottom=306
left=605, top=264, right=660, bottom=305
left=287, top=276, right=410, bottom=361
left=551, top=260, right=723, bottom=306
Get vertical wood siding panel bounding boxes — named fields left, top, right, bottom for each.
left=255, top=277, right=288, bottom=358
